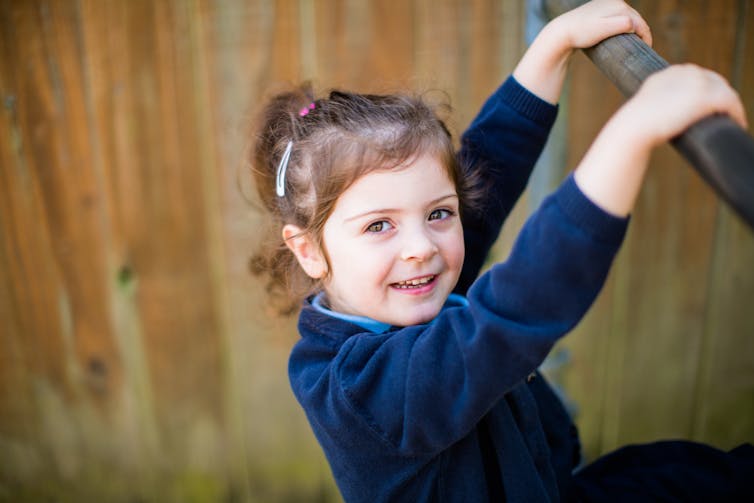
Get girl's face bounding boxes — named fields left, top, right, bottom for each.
left=319, top=154, right=465, bottom=327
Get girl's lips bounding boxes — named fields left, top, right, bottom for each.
left=390, top=275, right=438, bottom=294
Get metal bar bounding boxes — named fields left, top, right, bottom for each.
left=543, top=0, right=754, bottom=229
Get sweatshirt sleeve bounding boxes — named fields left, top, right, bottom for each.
left=455, top=76, right=558, bottom=294
left=329, top=175, right=628, bottom=456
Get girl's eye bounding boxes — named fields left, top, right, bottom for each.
left=428, top=209, right=453, bottom=221
left=366, top=220, right=393, bottom=233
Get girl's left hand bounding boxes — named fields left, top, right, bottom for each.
left=513, top=0, right=652, bottom=104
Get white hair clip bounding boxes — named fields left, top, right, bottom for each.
left=275, top=140, right=293, bottom=197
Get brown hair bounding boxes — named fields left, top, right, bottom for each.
left=249, top=83, right=483, bottom=314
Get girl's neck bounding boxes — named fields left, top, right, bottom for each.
left=311, top=291, right=469, bottom=333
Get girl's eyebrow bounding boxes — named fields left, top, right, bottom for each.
left=343, top=193, right=459, bottom=223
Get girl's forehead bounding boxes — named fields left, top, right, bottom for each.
left=332, top=155, right=458, bottom=216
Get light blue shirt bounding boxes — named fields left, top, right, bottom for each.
left=311, top=292, right=470, bottom=334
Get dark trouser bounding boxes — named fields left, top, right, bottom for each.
left=572, top=440, right=754, bottom=502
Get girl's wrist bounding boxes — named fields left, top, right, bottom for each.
left=573, top=104, right=655, bottom=218
left=611, top=99, right=665, bottom=152
left=512, top=19, right=573, bottom=104
left=540, top=15, right=577, bottom=63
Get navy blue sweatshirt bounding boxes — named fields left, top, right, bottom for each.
left=288, top=76, right=628, bottom=502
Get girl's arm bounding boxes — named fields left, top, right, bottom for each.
left=456, top=78, right=557, bottom=293
left=574, top=64, right=748, bottom=216
left=456, top=0, right=652, bottom=293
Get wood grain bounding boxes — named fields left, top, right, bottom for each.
left=1, top=0, right=752, bottom=500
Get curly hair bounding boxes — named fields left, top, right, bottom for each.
left=248, top=83, right=483, bottom=315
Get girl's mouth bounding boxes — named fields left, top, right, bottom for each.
left=391, top=275, right=437, bottom=289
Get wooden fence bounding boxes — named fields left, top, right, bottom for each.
left=0, top=0, right=752, bottom=501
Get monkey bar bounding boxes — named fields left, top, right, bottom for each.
left=544, top=0, right=754, bottom=230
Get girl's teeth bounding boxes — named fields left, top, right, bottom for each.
left=395, top=276, right=434, bottom=288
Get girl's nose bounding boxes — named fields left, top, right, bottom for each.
left=400, top=230, right=439, bottom=262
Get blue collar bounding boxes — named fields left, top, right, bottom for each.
left=311, top=292, right=469, bottom=334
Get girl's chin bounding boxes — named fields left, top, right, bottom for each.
left=389, top=306, right=443, bottom=327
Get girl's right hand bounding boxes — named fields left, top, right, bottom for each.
left=620, top=64, right=748, bottom=149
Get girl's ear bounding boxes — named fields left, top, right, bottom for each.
left=282, top=224, right=328, bottom=279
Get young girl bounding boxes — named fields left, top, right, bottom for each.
left=251, top=1, right=750, bottom=501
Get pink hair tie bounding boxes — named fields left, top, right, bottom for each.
left=299, top=102, right=315, bottom=117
